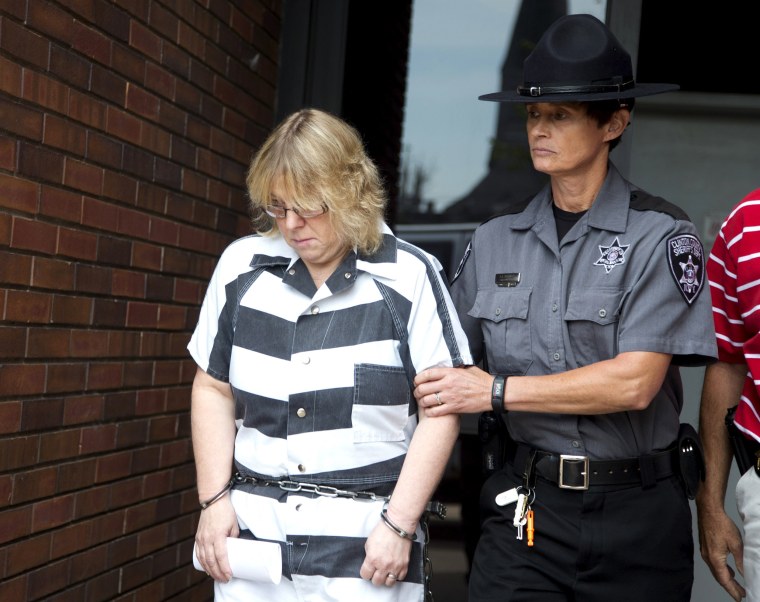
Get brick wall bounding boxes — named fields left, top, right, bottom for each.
left=0, top=2, right=281, bottom=600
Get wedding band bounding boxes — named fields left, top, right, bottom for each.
left=387, top=573, right=398, bottom=580
left=435, top=391, right=442, bottom=405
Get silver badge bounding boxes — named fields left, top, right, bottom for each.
left=594, top=237, right=630, bottom=273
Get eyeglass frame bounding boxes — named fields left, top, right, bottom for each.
left=263, top=203, right=328, bottom=219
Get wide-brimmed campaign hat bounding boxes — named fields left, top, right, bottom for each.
left=480, top=13, right=678, bottom=103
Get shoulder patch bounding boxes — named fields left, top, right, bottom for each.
left=666, top=234, right=705, bottom=305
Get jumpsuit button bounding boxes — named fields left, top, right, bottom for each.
left=297, top=408, right=306, bottom=418
left=298, top=464, right=306, bottom=472
left=553, top=352, right=560, bottom=361
left=288, top=268, right=296, bottom=276
left=598, top=308, right=607, bottom=318
left=311, top=305, right=320, bottom=315
left=302, top=356, right=310, bottom=365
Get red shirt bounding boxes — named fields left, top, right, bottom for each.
left=708, top=188, right=760, bottom=443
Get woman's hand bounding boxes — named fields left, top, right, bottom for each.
left=194, top=495, right=239, bottom=582
left=359, top=515, right=414, bottom=587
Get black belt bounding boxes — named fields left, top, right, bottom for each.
left=506, top=439, right=679, bottom=490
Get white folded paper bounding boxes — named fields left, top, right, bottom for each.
left=193, top=537, right=282, bottom=584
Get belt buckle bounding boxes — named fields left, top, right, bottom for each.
left=558, top=455, right=590, bottom=490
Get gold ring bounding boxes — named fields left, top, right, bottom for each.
left=387, top=572, right=398, bottom=580
left=435, top=392, right=442, bottom=405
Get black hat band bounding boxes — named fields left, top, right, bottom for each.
left=517, top=79, right=635, bottom=98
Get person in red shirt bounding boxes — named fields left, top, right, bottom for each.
left=697, top=188, right=760, bottom=602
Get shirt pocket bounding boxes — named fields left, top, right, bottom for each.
left=352, top=363, right=411, bottom=443
left=565, top=287, right=624, bottom=365
left=468, top=288, right=533, bottom=375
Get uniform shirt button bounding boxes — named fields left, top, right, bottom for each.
left=552, top=303, right=558, bottom=312
left=288, top=268, right=296, bottom=276
left=598, top=308, right=607, bottom=318
left=495, top=307, right=501, bottom=316
left=344, top=272, right=352, bottom=279
left=298, top=464, right=306, bottom=473
left=553, top=352, right=560, bottom=361
left=297, top=408, right=306, bottom=418
left=572, top=440, right=581, bottom=448
left=311, top=305, right=320, bottom=315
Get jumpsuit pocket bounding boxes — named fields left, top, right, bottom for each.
left=468, top=288, right=533, bottom=375
left=564, top=287, right=624, bottom=364
left=352, top=363, right=410, bottom=442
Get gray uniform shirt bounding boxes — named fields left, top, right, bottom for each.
left=451, top=164, right=717, bottom=459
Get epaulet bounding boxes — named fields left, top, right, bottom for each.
left=630, top=190, right=691, bottom=221
left=479, top=193, right=534, bottom=226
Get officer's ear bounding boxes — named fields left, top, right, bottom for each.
left=605, top=108, right=630, bottom=141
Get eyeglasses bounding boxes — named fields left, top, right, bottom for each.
left=264, top=204, right=328, bottom=219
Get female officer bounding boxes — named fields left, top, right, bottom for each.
left=414, top=14, right=717, bottom=602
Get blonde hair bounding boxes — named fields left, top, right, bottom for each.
left=246, top=108, right=388, bottom=255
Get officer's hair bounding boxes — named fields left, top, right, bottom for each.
left=585, top=99, right=635, bottom=151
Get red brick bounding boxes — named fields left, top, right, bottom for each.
left=56, top=458, right=97, bottom=492
left=87, top=131, right=124, bottom=170
left=132, top=241, right=163, bottom=270
left=63, top=394, right=104, bottom=425
left=112, top=43, right=145, bottom=83
left=39, top=185, right=83, bottom=223
left=52, top=294, right=93, bottom=325
left=71, top=20, right=112, bottom=65
left=69, top=330, right=109, bottom=358
left=50, top=521, right=92, bottom=558
left=0, top=505, right=33, bottom=544
left=13, top=466, right=58, bottom=503
left=67, top=542, right=108, bottom=583
left=116, top=420, right=149, bottom=449
left=126, top=83, right=160, bottom=121
left=39, top=429, right=83, bottom=463
left=80, top=424, right=118, bottom=455
left=117, top=206, right=151, bottom=239
left=58, top=226, right=98, bottom=260
left=123, top=360, right=153, bottom=387
left=23, top=71, right=70, bottom=114
left=5, top=532, right=51, bottom=576
left=141, top=122, right=172, bottom=157
left=27, top=327, right=71, bottom=358
left=87, top=362, right=124, bottom=391
left=149, top=216, right=179, bottom=245
left=144, top=62, right=176, bottom=101
left=0, top=400, right=22, bottom=434
left=0, top=173, right=39, bottom=213
left=26, top=557, right=70, bottom=600
left=46, top=362, right=88, bottom=394
left=32, top=255, right=76, bottom=290
left=1, top=18, right=50, bottom=70
left=173, top=277, right=203, bottom=304
left=76, top=264, right=113, bottom=296
left=11, top=217, right=58, bottom=254
left=27, top=0, right=76, bottom=43
left=4, top=289, right=52, bottom=323
left=0, top=473, right=11, bottom=506
left=107, top=330, right=141, bottom=356
left=43, top=113, right=87, bottom=156
left=50, top=46, right=90, bottom=90
left=96, top=450, right=135, bottom=484
left=0, top=55, right=22, bottom=96
left=0, top=435, right=40, bottom=472
left=112, top=268, right=146, bottom=298
left=81, top=191, right=119, bottom=228
left=107, top=105, right=142, bottom=145
left=135, top=389, right=166, bottom=415
left=73, top=486, right=109, bottom=519
left=0, top=97, right=44, bottom=141
left=92, top=298, right=128, bottom=327
left=126, top=301, right=159, bottom=328
left=68, top=89, right=107, bottom=129
left=146, top=273, right=173, bottom=301
left=18, top=141, right=65, bottom=185
left=131, top=445, right=160, bottom=474
left=64, top=157, right=104, bottom=196
left=103, top=170, right=138, bottom=204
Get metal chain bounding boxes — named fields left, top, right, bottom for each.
left=233, top=471, right=447, bottom=599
